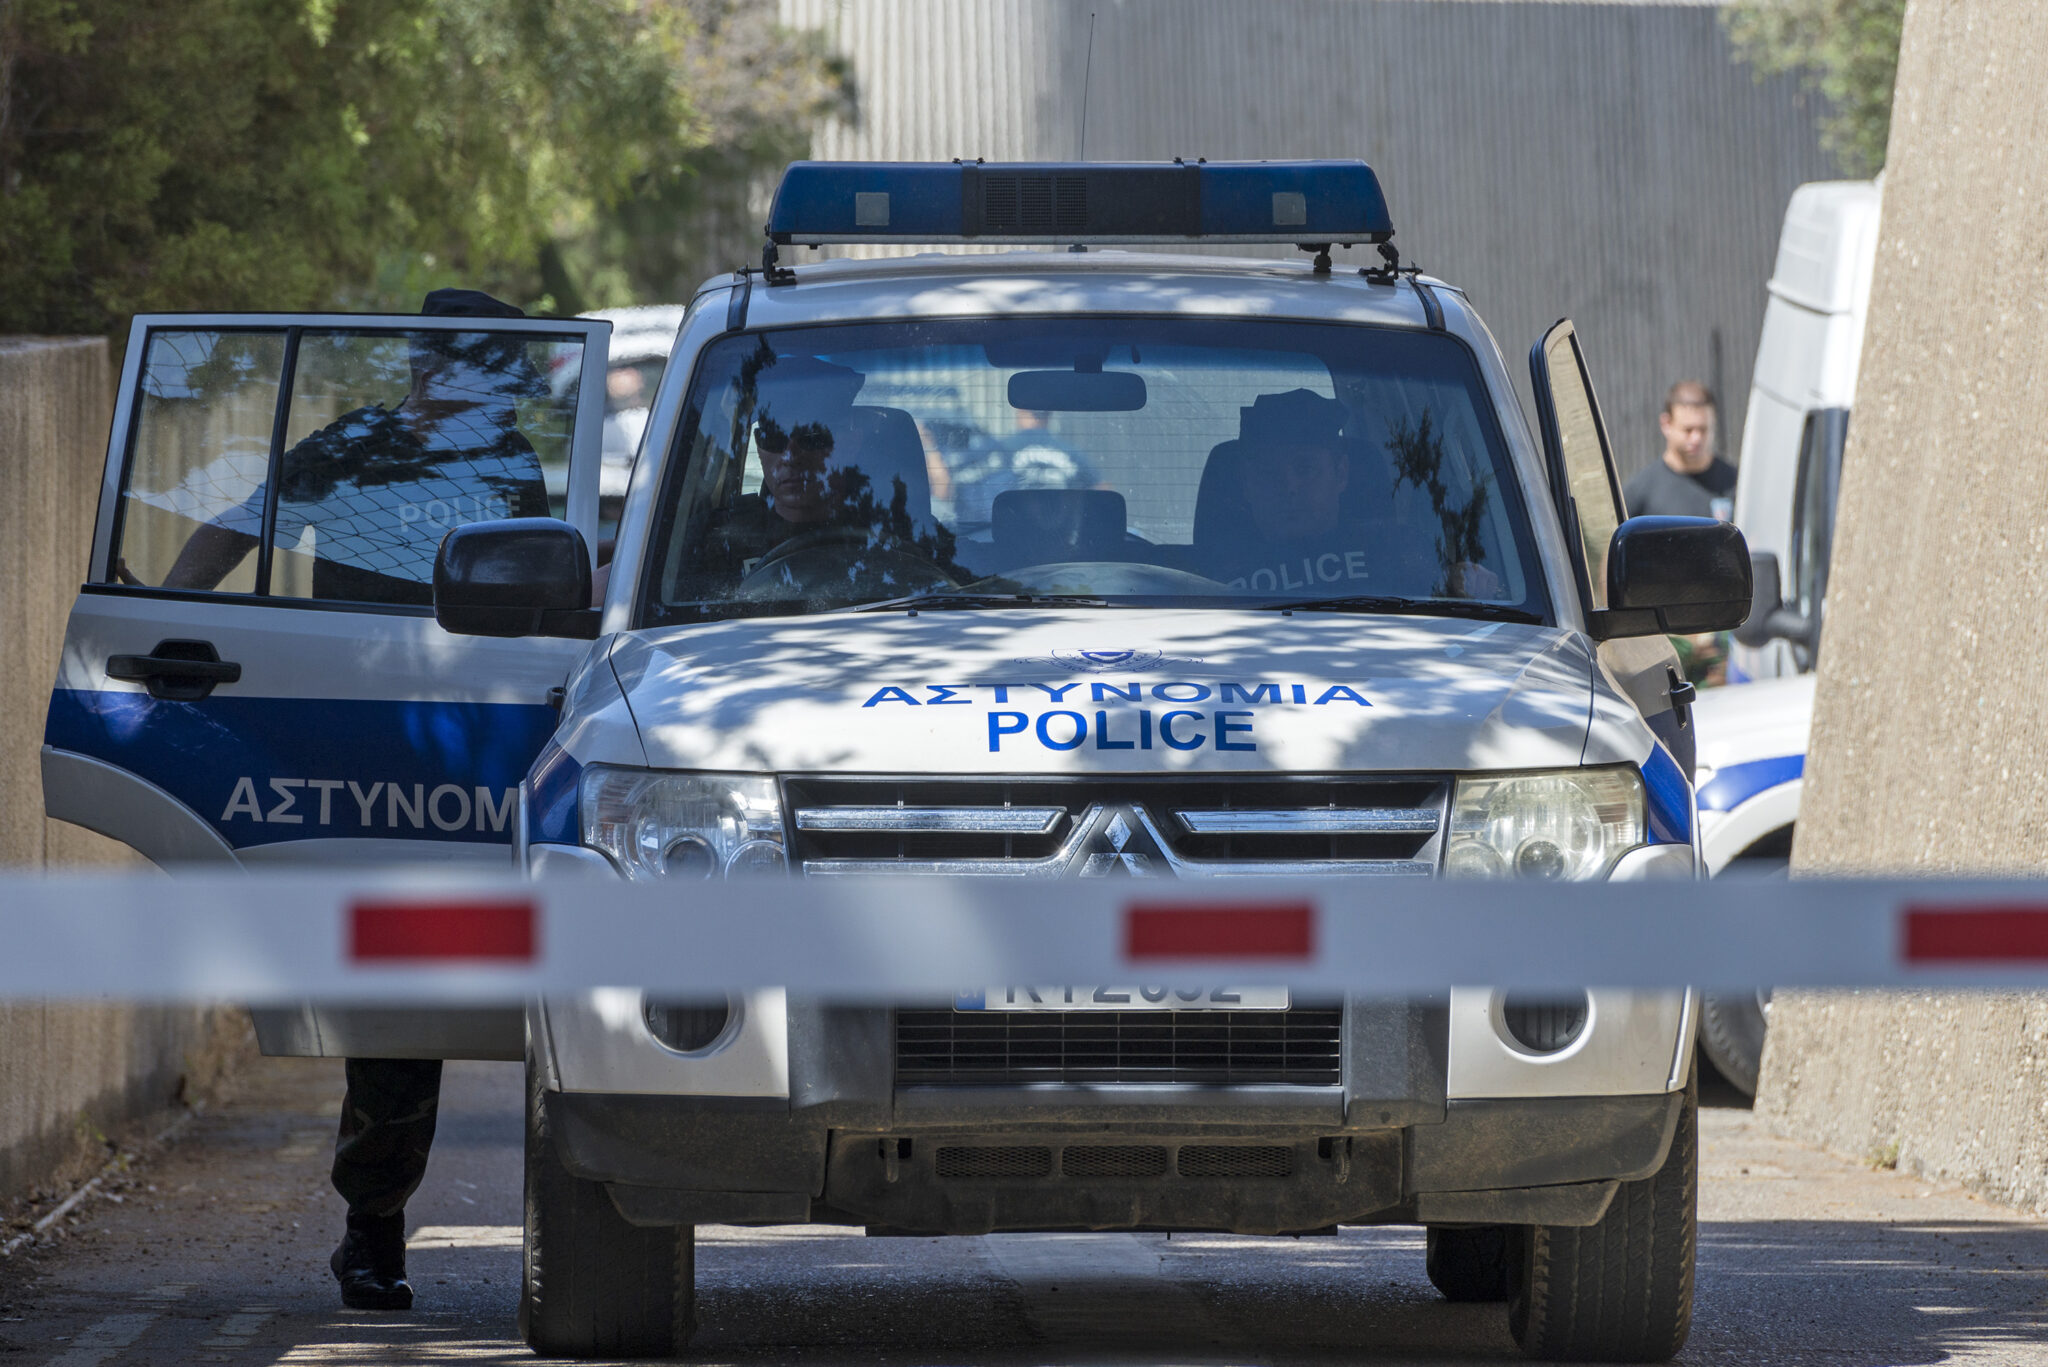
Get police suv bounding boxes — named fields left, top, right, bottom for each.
left=45, top=161, right=1750, bottom=1361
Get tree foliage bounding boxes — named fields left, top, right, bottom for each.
left=1724, top=0, right=1908, bottom=177
left=0, top=0, right=852, bottom=342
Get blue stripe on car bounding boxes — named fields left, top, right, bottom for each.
left=1697, top=753, right=1805, bottom=813
left=45, top=689, right=558, bottom=848
left=526, top=741, right=582, bottom=845
left=1640, top=743, right=1692, bottom=844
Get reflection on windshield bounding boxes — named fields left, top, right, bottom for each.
left=1388, top=410, right=1500, bottom=600
left=640, top=318, right=1547, bottom=625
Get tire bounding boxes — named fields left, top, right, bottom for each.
left=1508, top=1075, right=1696, bottom=1362
left=1426, top=1225, right=1513, bottom=1302
left=1700, top=989, right=1771, bottom=1097
left=519, top=1055, right=694, bottom=1359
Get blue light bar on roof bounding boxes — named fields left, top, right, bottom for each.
left=766, top=160, right=1394, bottom=246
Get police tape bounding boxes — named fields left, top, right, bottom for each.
left=11, top=871, right=2048, bottom=1001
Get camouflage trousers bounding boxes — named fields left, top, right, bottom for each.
left=331, top=1059, right=442, bottom=1220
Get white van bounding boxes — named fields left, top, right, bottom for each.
left=1694, top=179, right=1878, bottom=1096
left=1726, top=178, right=1879, bottom=684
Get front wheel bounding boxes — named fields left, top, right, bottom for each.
left=519, top=1055, right=695, bottom=1359
left=1509, top=1075, right=1696, bottom=1361
left=1425, top=1225, right=1512, bottom=1302
left=1700, top=989, right=1771, bottom=1097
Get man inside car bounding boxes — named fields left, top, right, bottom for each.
left=699, top=356, right=959, bottom=598
left=1208, top=388, right=1502, bottom=601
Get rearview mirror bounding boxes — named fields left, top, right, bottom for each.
left=1007, top=369, right=1147, bottom=412
left=434, top=518, right=597, bottom=639
left=1591, top=516, right=1751, bottom=640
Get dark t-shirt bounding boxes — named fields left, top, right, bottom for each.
left=1622, top=457, right=1737, bottom=520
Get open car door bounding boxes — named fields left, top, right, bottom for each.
left=42, top=312, right=611, bottom=1057
left=1529, top=318, right=1693, bottom=776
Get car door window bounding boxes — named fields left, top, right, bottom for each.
left=112, top=329, right=290, bottom=593
left=109, top=323, right=588, bottom=607
left=1531, top=322, right=1625, bottom=608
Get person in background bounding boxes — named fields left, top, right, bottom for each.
left=946, top=409, right=1102, bottom=528
left=602, top=363, right=651, bottom=465
left=1622, top=380, right=1735, bottom=520
left=1004, top=409, right=1099, bottom=492
left=1623, top=379, right=1737, bottom=681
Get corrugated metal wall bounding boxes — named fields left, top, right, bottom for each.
left=774, top=0, right=1837, bottom=475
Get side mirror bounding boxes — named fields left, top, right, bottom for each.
left=434, top=518, right=597, bottom=639
left=1731, top=549, right=1817, bottom=652
left=1732, top=551, right=1783, bottom=646
left=1591, top=516, right=1752, bottom=640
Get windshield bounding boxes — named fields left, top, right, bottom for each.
left=638, top=317, right=1548, bottom=625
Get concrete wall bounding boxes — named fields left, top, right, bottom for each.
left=0, top=338, right=114, bottom=869
left=0, top=337, right=251, bottom=1208
left=1755, top=0, right=2048, bottom=1210
left=779, top=0, right=1840, bottom=473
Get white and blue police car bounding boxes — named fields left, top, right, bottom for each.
left=45, top=160, right=1750, bottom=1361
left=1690, top=672, right=1810, bottom=1098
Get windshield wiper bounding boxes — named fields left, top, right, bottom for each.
left=851, top=591, right=1112, bottom=613
left=1262, top=594, right=1544, bottom=624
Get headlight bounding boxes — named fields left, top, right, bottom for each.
left=580, top=767, right=787, bottom=880
left=1443, top=767, right=1645, bottom=880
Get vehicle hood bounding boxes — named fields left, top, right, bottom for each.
left=602, top=609, right=1599, bottom=776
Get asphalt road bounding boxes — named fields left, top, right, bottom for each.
left=3, top=1057, right=2047, bottom=1366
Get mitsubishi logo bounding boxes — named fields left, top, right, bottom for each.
left=1011, top=648, right=1204, bottom=675
left=1075, top=805, right=1167, bottom=877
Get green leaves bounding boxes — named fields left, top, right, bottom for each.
left=0, top=0, right=850, bottom=344
left=1724, top=0, right=1908, bottom=177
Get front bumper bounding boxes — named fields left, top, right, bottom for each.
left=536, top=992, right=1692, bottom=1235
left=552, top=1084, right=1682, bottom=1234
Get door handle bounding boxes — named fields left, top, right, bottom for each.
left=107, top=640, right=242, bottom=701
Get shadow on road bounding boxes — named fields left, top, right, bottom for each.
left=5, top=1059, right=2045, bottom=1365
left=666, top=1219, right=2048, bottom=1365
left=244, top=1218, right=2048, bottom=1364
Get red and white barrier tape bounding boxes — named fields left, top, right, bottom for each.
left=9, top=872, right=2048, bottom=1000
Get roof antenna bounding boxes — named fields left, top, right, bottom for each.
left=1066, top=12, right=1098, bottom=253
left=1076, top=12, right=1097, bottom=161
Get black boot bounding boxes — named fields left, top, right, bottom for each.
left=331, top=1211, right=413, bottom=1310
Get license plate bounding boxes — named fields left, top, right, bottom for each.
left=956, top=986, right=1290, bottom=1012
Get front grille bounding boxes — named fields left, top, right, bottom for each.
left=1062, top=1145, right=1169, bottom=1178
left=897, top=1006, right=1344, bottom=1086
left=936, top=1146, right=1052, bottom=1179
left=924, top=1139, right=1305, bottom=1182
left=1178, top=1145, right=1294, bottom=1178
left=785, top=777, right=1447, bottom=877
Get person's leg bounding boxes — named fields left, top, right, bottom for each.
left=330, top=1057, right=442, bottom=1310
